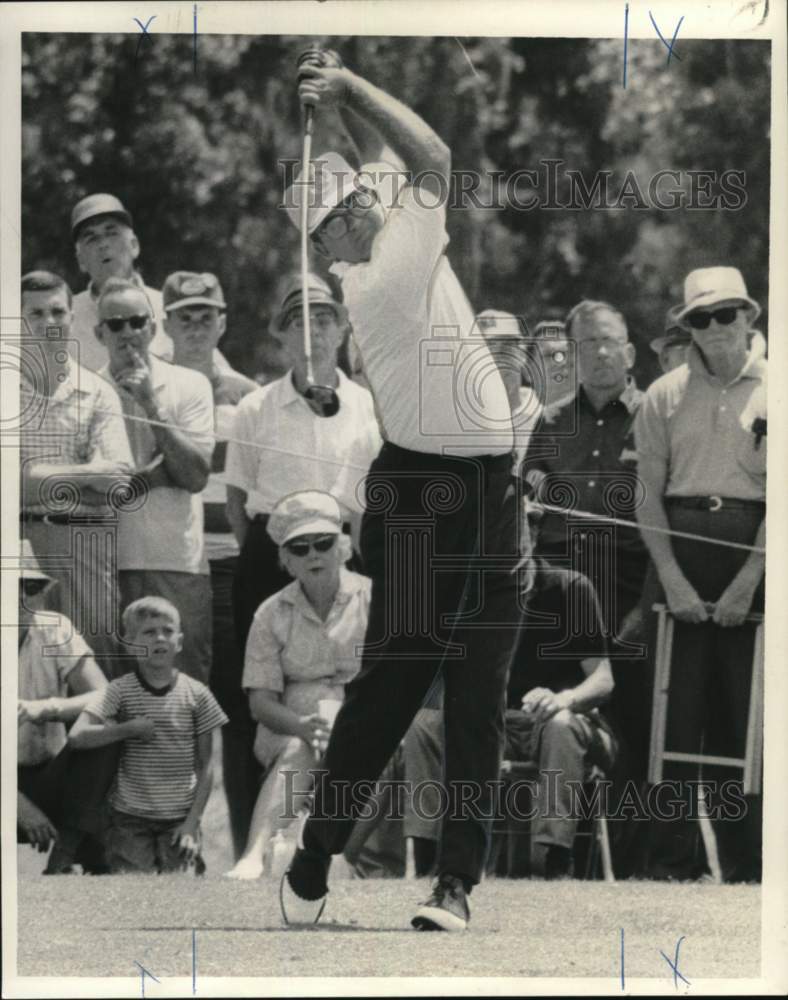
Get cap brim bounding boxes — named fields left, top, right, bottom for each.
left=274, top=297, right=346, bottom=331
left=164, top=296, right=226, bottom=312
left=21, top=568, right=54, bottom=582
left=281, top=519, right=342, bottom=545
left=72, top=210, right=133, bottom=240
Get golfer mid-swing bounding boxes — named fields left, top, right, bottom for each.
left=281, top=59, right=524, bottom=931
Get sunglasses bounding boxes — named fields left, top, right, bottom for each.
left=284, top=534, right=337, bottom=557
left=102, top=314, right=150, bottom=333
left=311, top=189, right=378, bottom=249
left=20, top=578, right=50, bottom=597
left=686, top=306, right=740, bottom=330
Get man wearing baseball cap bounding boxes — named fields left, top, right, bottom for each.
left=635, top=266, right=765, bottom=882
left=280, top=61, right=521, bottom=932
left=69, top=193, right=232, bottom=374
left=162, top=270, right=259, bottom=861
left=650, top=305, right=692, bottom=375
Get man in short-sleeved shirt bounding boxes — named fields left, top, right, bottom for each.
left=20, top=271, right=135, bottom=671
left=635, top=267, right=765, bottom=883
left=95, top=278, right=214, bottom=682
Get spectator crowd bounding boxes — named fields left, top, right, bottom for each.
left=16, top=186, right=765, bottom=885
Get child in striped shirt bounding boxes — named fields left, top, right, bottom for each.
left=69, top=596, right=227, bottom=873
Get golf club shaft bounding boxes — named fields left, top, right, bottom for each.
left=300, top=106, right=315, bottom=388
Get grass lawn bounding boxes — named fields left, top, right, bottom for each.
left=15, top=859, right=761, bottom=980
left=13, top=734, right=762, bottom=982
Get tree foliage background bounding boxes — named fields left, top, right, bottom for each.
left=22, top=32, right=770, bottom=382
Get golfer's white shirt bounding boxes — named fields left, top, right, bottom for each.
left=332, top=186, right=513, bottom=456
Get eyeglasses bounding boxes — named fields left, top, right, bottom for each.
left=311, top=189, right=378, bottom=249
left=284, top=534, right=337, bottom=557
left=19, top=578, right=50, bottom=597
left=101, top=314, right=150, bottom=333
left=685, top=307, right=740, bottom=330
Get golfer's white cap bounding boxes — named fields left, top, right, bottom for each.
left=284, top=152, right=359, bottom=235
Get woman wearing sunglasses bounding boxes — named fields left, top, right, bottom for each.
left=225, top=490, right=370, bottom=880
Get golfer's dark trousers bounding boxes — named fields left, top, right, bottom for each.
left=647, top=500, right=764, bottom=883
left=233, top=518, right=292, bottom=654
left=303, top=442, right=525, bottom=887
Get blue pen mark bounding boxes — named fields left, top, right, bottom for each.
left=649, top=11, right=684, bottom=64
left=133, top=16, right=156, bottom=66
left=192, top=929, right=197, bottom=994
left=193, top=4, right=198, bottom=74
left=660, top=936, right=691, bottom=989
left=622, top=3, right=629, bottom=88
left=620, top=927, right=625, bottom=989
left=134, top=960, right=161, bottom=998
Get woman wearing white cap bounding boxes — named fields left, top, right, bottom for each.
left=225, top=490, right=370, bottom=879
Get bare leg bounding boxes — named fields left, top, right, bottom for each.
left=225, top=738, right=315, bottom=879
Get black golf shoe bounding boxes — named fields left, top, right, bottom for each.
left=411, top=873, right=470, bottom=932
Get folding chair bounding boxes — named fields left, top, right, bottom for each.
left=648, top=604, right=764, bottom=795
left=495, top=759, right=615, bottom=882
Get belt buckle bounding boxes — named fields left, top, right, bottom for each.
left=708, top=495, right=723, bottom=512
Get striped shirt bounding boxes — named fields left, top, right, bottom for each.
left=89, top=671, right=227, bottom=820
left=20, top=361, right=134, bottom=515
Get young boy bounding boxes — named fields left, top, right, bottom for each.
left=69, top=597, right=227, bottom=873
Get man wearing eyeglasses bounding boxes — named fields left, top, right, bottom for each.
left=634, top=267, right=766, bottom=883
left=95, top=277, right=215, bottom=683
left=279, top=64, right=520, bottom=932
left=19, top=271, right=135, bottom=674
left=522, top=302, right=649, bottom=814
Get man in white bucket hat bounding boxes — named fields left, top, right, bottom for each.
left=634, top=266, right=765, bottom=882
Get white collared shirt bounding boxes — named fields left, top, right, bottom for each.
left=332, top=185, right=513, bottom=456
left=100, top=356, right=214, bottom=573
left=225, top=369, right=382, bottom=518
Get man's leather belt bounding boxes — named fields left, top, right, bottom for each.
left=666, top=496, right=765, bottom=512
left=20, top=511, right=116, bottom=526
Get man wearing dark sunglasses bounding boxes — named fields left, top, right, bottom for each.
left=96, top=277, right=215, bottom=685
left=281, top=63, right=520, bottom=932
left=635, top=266, right=766, bottom=883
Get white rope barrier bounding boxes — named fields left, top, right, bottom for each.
left=18, top=387, right=766, bottom=555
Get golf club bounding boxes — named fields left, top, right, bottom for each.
left=297, top=46, right=344, bottom=418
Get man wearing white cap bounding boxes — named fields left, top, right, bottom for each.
left=634, top=266, right=766, bottom=882
left=280, top=62, right=521, bottom=931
